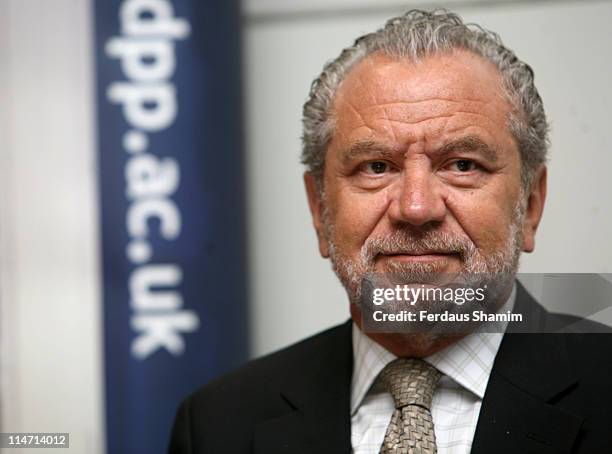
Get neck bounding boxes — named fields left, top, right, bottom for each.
left=350, top=304, right=465, bottom=358
left=350, top=280, right=515, bottom=357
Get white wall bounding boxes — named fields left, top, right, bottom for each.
left=244, top=0, right=612, bottom=356
left=0, top=1, right=104, bottom=453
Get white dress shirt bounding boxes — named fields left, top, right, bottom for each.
left=351, top=285, right=516, bottom=454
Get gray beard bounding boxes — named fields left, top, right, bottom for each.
left=323, top=194, right=526, bottom=314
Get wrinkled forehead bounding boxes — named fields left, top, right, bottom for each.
left=331, top=49, right=511, bottom=134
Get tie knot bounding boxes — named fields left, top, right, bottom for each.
left=378, top=358, right=441, bottom=410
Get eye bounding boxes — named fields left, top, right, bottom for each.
left=450, top=159, right=477, bottom=172
left=363, top=161, right=390, bottom=175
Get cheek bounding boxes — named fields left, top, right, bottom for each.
left=329, top=187, right=390, bottom=253
left=448, top=185, right=519, bottom=250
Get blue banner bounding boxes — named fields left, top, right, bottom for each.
left=93, top=1, right=247, bottom=452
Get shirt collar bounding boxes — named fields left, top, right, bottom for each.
left=350, top=283, right=516, bottom=415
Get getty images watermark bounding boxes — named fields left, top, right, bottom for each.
left=359, top=273, right=612, bottom=334
left=360, top=273, right=521, bottom=334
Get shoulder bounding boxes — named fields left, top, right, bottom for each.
left=549, top=312, right=612, bottom=334
left=189, top=319, right=352, bottom=402
left=510, top=282, right=612, bottom=380
left=555, top=320, right=612, bottom=371
left=513, top=281, right=612, bottom=334
left=168, top=320, right=352, bottom=453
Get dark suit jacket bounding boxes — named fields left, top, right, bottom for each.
left=169, top=283, right=612, bottom=453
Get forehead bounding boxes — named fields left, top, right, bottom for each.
left=330, top=50, right=513, bottom=149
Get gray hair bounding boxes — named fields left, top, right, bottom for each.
left=301, top=9, right=549, bottom=190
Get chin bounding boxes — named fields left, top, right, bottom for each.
left=377, top=256, right=460, bottom=276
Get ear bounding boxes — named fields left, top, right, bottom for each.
left=304, top=172, right=330, bottom=258
left=522, top=165, right=547, bottom=253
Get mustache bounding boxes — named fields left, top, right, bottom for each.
left=361, top=230, right=475, bottom=263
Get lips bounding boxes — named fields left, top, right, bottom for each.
left=382, top=251, right=458, bottom=257
left=376, top=252, right=461, bottom=266
left=382, top=253, right=452, bottom=261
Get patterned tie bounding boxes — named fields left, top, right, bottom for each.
left=378, top=358, right=442, bottom=454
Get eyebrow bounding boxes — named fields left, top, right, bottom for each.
left=340, top=140, right=400, bottom=165
left=340, top=135, right=499, bottom=164
left=435, top=136, right=499, bottom=163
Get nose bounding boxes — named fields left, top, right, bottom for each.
left=388, top=161, right=446, bottom=227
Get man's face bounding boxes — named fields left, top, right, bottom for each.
left=305, top=50, right=546, bottom=308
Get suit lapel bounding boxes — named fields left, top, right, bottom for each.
left=472, top=376, right=583, bottom=454
left=253, top=321, right=353, bottom=454
left=471, top=284, right=584, bottom=454
left=253, top=284, right=586, bottom=453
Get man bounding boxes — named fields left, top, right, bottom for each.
left=169, top=10, right=611, bottom=453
